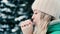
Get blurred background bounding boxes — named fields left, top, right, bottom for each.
left=0, top=0, right=34, bottom=34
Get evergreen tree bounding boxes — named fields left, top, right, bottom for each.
left=0, top=0, right=34, bottom=34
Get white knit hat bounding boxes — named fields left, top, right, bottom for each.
left=32, top=0, right=60, bottom=19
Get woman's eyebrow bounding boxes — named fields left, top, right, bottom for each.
left=33, top=9, right=39, bottom=13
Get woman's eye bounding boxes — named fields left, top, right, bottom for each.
left=35, top=13, right=38, bottom=14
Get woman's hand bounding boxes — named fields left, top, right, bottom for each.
left=19, top=20, right=33, bottom=34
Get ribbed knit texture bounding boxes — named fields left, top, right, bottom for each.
left=32, top=0, right=60, bottom=19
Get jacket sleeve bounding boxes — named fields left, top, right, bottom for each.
left=47, top=20, right=60, bottom=34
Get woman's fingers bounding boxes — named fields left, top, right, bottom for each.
left=20, top=20, right=33, bottom=28
left=19, top=20, right=33, bottom=34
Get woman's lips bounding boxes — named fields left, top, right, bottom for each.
left=33, top=20, right=36, bottom=23
left=31, top=19, right=36, bottom=25
left=31, top=19, right=35, bottom=25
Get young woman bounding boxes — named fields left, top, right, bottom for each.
left=20, top=0, right=60, bottom=34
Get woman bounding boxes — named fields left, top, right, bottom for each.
left=20, top=0, right=60, bottom=34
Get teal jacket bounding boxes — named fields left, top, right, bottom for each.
left=47, top=20, right=60, bottom=34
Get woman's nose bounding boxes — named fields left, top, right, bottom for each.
left=32, top=14, right=35, bottom=19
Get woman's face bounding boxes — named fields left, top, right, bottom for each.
left=32, top=10, right=52, bottom=26
left=31, top=0, right=52, bottom=25
left=32, top=10, right=42, bottom=24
